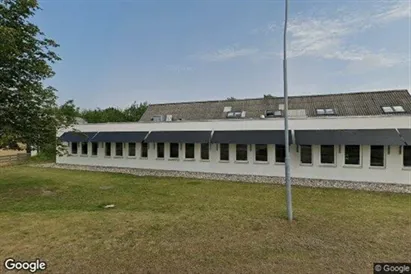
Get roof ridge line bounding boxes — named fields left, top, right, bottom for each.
left=147, top=89, right=409, bottom=106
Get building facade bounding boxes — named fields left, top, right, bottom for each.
left=57, top=90, right=411, bottom=185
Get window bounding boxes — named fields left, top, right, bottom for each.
left=81, top=142, right=88, bottom=155
left=157, top=143, right=164, bottom=158
left=220, top=144, right=229, bottom=161
left=185, top=143, right=195, bottom=159
left=105, top=142, right=111, bottom=156
left=170, top=143, right=179, bottom=158
left=115, top=143, right=123, bottom=157
left=382, top=106, right=394, bottom=113
left=393, top=106, right=405, bottom=112
left=141, top=142, right=148, bottom=158
left=403, top=146, right=411, bottom=167
left=236, top=144, right=248, bottom=161
left=316, top=108, right=335, bottom=115
left=226, top=111, right=243, bottom=118
left=91, top=142, right=98, bottom=156
left=152, top=115, right=163, bottom=122
left=128, top=143, right=136, bottom=157
left=382, top=105, right=405, bottom=113
left=370, top=145, right=384, bottom=167
left=320, top=145, right=335, bottom=164
left=300, top=145, right=312, bottom=164
left=255, top=144, right=268, bottom=162
left=325, top=108, right=335, bottom=114
left=266, top=110, right=282, bottom=118
left=345, top=145, right=360, bottom=165
left=71, top=142, right=78, bottom=154
left=201, top=143, right=209, bottom=160
left=275, top=145, right=285, bottom=163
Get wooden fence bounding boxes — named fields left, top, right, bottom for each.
left=0, top=153, right=31, bottom=165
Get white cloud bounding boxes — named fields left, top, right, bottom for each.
left=374, top=0, right=411, bottom=22
left=285, top=0, right=410, bottom=68
left=195, top=46, right=259, bottom=62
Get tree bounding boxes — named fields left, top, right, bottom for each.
left=123, top=101, right=148, bottom=122
left=263, top=94, right=275, bottom=99
left=0, top=0, right=69, bottom=153
left=226, top=97, right=236, bottom=101
left=80, top=101, right=148, bottom=123
left=39, top=100, right=79, bottom=157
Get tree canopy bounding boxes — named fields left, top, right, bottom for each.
left=0, top=0, right=148, bottom=154
left=79, top=102, right=148, bottom=123
left=0, top=0, right=75, bottom=151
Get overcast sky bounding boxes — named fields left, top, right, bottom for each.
left=36, top=0, right=411, bottom=109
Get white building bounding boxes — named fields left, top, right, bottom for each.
left=57, top=89, right=411, bottom=185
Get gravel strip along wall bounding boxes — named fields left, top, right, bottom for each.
left=31, top=163, right=411, bottom=194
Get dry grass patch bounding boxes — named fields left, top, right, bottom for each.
left=0, top=166, right=410, bottom=273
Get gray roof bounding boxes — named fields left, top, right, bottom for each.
left=139, top=89, right=411, bottom=122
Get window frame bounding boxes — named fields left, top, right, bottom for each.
left=316, top=108, right=335, bottom=115
left=300, top=145, right=312, bottom=165
left=370, top=145, right=385, bottom=168
left=403, top=146, right=411, bottom=168
left=275, top=144, right=286, bottom=164
left=157, top=142, right=165, bottom=159
left=393, top=106, right=405, bottom=112
left=200, top=143, right=209, bottom=160
left=344, top=145, right=361, bottom=166
left=325, top=108, right=335, bottom=115
left=115, top=142, right=123, bottom=157
left=185, top=143, right=195, bottom=159
left=255, top=144, right=268, bottom=162
left=71, top=142, right=78, bottom=155
left=128, top=142, right=136, bottom=157
left=320, top=145, right=336, bottom=165
left=381, top=106, right=394, bottom=113
left=105, top=142, right=111, bottom=157
left=169, top=143, right=179, bottom=159
left=91, top=142, right=98, bottom=156
left=235, top=144, right=248, bottom=162
left=81, top=142, right=88, bottom=156
left=141, top=142, right=148, bottom=158
left=219, top=143, right=229, bottom=161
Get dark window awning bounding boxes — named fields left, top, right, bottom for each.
left=145, top=131, right=212, bottom=143
left=211, top=130, right=292, bottom=144
left=398, top=129, right=411, bottom=145
left=91, top=131, right=149, bottom=142
left=60, top=132, right=98, bottom=142
left=295, top=129, right=406, bottom=145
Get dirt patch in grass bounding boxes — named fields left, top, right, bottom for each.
left=0, top=166, right=410, bottom=273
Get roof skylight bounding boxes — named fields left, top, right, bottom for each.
left=265, top=110, right=282, bottom=118
left=393, top=106, right=405, bottom=112
left=325, top=108, right=335, bottom=115
left=382, top=106, right=405, bottom=113
left=316, top=108, right=335, bottom=115
left=226, top=111, right=243, bottom=118
left=382, top=106, right=394, bottom=113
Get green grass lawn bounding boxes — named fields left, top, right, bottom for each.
left=0, top=166, right=410, bottom=273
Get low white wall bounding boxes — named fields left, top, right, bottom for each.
left=57, top=142, right=411, bottom=185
